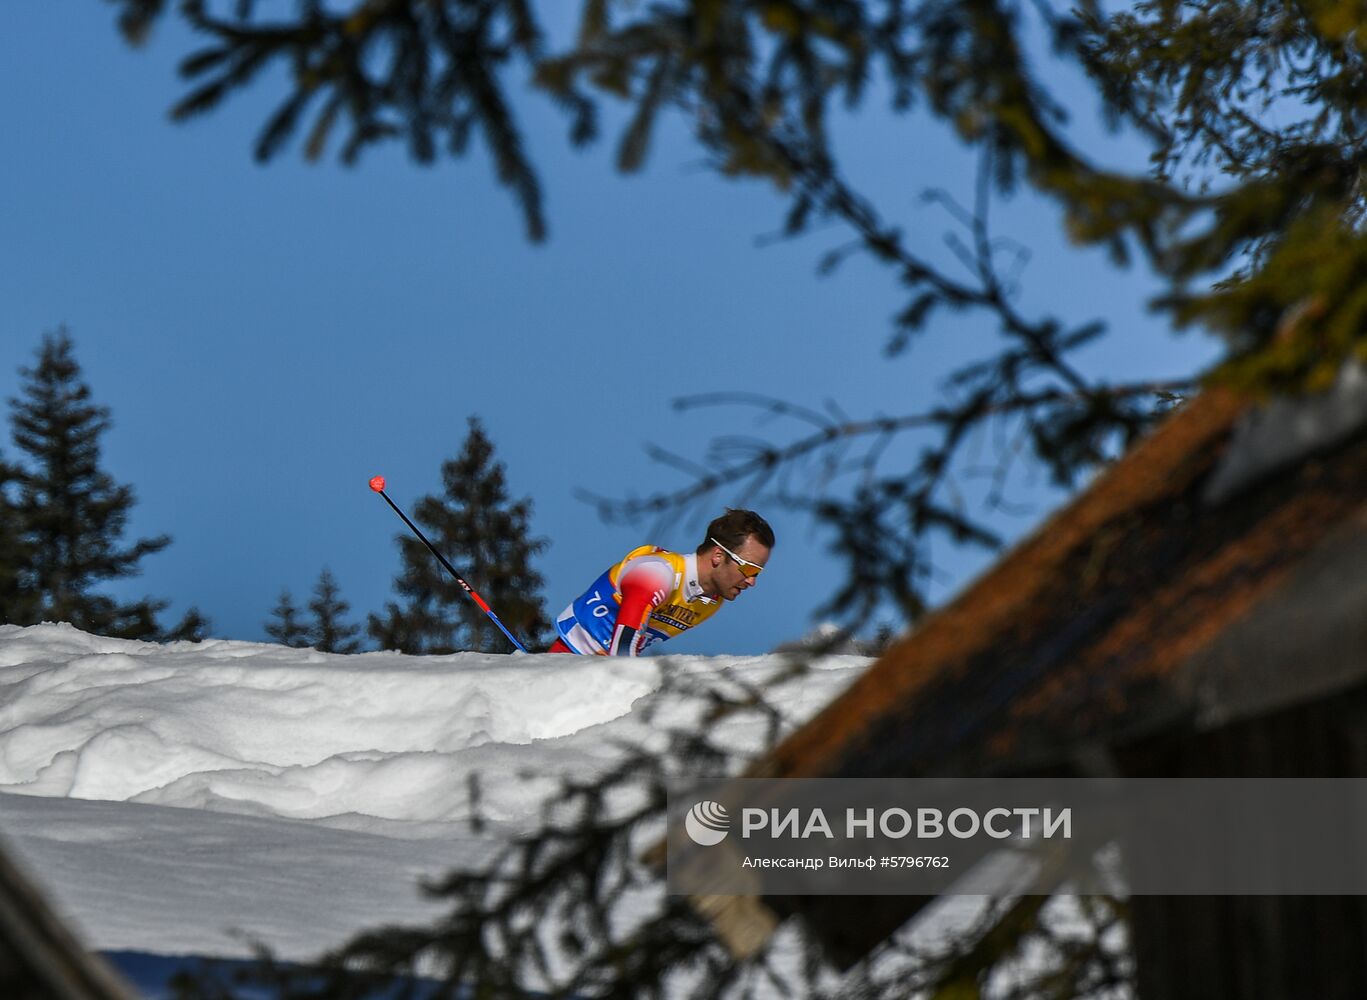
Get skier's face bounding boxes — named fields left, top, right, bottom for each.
left=713, top=536, right=771, bottom=600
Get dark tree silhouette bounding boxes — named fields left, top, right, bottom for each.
left=6, top=331, right=172, bottom=638
left=368, top=418, right=551, bottom=654
left=0, top=451, right=37, bottom=624
left=264, top=588, right=311, bottom=648
left=307, top=568, right=363, bottom=654
left=163, top=605, right=213, bottom=642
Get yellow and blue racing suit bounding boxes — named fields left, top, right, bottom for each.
left=553, top=545, right=722, bottom=655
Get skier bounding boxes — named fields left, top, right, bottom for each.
left=548, top=509, right=774, bottom=656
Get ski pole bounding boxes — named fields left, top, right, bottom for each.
left=368, top=475, right=528, bottom=653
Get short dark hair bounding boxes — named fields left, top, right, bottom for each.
left=697, top=509, right=775, bottom=554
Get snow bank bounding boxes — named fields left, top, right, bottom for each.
left=0, top=623, right=661, bottom=824
left=0, top=623, right=869, bottom=958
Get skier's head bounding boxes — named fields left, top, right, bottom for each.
left=697, top=509, right=773, bottom=601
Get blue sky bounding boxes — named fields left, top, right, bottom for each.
left=0, top=7, right=1219, bottom=653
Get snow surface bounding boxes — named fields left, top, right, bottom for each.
left=0, top=623, right=870, bottom=960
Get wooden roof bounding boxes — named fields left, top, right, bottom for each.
left=753, top=388, right=1367, bottom=781
left=697, top=384, right=1367, bottom=965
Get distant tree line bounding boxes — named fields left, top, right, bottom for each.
left=1, top=332, right=552, bottom=653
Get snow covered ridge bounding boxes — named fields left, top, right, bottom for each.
left=0, top=623, right=870, bottom=960
left=0, top=623, right=870, bottom=828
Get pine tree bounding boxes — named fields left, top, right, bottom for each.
left=364, top=602, right=427, bottom=657
left=264, top=588, right=311, bottom=648
left=0, top=453, right=37, bottom=624
left=308, top=568, right=361, bottom=654
left=368, top=418, right=551, bottom=654
left=163, top=606, right=213, bottom=642
left=8, top=331, right=171, bottom=638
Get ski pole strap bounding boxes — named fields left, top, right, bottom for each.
left=375, top=488, right=528, bottom=653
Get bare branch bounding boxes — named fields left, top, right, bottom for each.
left=605, top=380, right=1192, bottom=523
